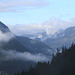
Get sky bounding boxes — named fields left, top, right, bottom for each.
left=0, top=0, right=75, bottom=35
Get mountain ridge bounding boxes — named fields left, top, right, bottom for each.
left=44, top=26, right=75, bottom=49
left=0, top=21, right=10, bottom=32
left=0, top=21, right=54, bottom=75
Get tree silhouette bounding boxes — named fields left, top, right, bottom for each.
left=15, top=44, right=75, bottom=75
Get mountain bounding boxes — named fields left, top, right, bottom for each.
left=22, top=33, right=39, bottom=39
left=22, top=32, right=47, bottom=41
left=0, top=21, right=54, bottom=75
left=16, top=36, right=54, bottom=55
left=0, top=22, right=28, bottom=52
left=1, top=38, right=28, bottom=52
left=44, top=26, right=75, bottom=50
left=0, top=21, right=10, bottom=33
left=0, top=21, right=53, bottom=54
left=22, top=29, right=64, bottom=41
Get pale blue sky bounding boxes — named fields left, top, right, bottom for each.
left=0, top=0, right=75, bottom=35
left=0, top=0, right=75, bottom=25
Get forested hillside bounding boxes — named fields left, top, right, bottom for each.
left=15, top=44, right=75, bottom=75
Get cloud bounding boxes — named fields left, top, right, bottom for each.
left=0, top=50, right=49, bottom=62
left=8, top=17, right=75, bottom=36
left=8, top=24, right=44, bottom=35
left=0, top=31, right=14, bottom=42
left=0, top=0, right=49, bottom=12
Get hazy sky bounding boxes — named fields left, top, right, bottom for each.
left=0, top=0, right=75, bottom=35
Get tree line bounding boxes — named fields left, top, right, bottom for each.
left=15, top=43, right=75, bottom=75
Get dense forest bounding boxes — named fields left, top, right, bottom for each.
left=15, top=44, right=75, bottom=75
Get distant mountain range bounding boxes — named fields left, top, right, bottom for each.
left=0, top=21, right=53, bottom=55
left=22, top=29, right=64, bottom=41
left=22, top=26, right=75, bottom=50
left=22, top=32, right=47, bottom=41
left=44, top=26, right=75, bottom=50
left=0, top=21, right=75, bottom=75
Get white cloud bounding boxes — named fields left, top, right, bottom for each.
left=0, top=50, right=49, bottom=62
left=0, top=0, right=49, bottom=12
left=0, top=31, right=14, bottom=42
left=37, top=34, right=43, bottom=38
left=7, top=17, right=75, bottom=36
left=8, top=24, right=44, bottom=35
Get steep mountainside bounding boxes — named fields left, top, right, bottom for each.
left=16, top=36, right=54, bottom=55
left=0, top=21, right=10, bottom=33
left=0, top=21, right=53, bottom=54
left=0, top=21, right=28, bottom=52
left=44, top=26, right=75, bottom=50
left=1, top=38, right=28, bottom=52
left=0, top=21, right=54, bottom=75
